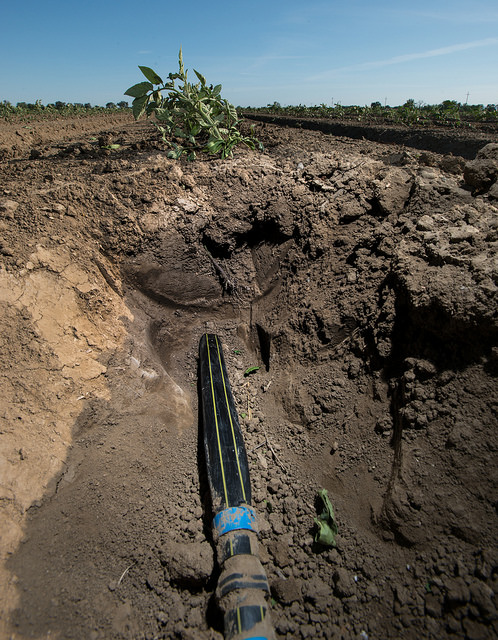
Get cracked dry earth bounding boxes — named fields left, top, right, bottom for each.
left=0, top=112, right=497, bottom=640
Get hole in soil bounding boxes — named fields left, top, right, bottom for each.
left=255, top=323, right=272, bottom=371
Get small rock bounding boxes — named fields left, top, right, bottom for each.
left=346, top=269, right=358, bottom=283
left=180, top=174, right=196, bottom=189
left=445, top=577, right=471, bottom=608
left=462, top=618, right=488, bottom=640
left=416, top=215, right=435, bottom=231
left=464, top=159, right=498, bottom=193
left=425, top=594, right=442, bottom=617
left=333, top=567, right=356, bottom=598
left=365, top=583, right=380, bottom=599
left=268, top=537, right=293, bottom=568
left=469, top=580, right=496, bottom=617
left=282, top=496, right=297, bottom=514
left=276, top=617, right=298, bottom=635
left=394, top=585, right=411, bottom=606
left=488, top=181, right=498, bottom=200
left=446, top=616, right=461, bottom=633
left=0, top=245, right=14, bottom=256
left=413, top=359, right=437, bottom=378
left=52, top=203, right=66, bottom=214
left=267, top=478, right=280, bottom=495
left=419, top=152, right=436, bottom=166
left=167, top=165, right=183, bottom=181
left=448, top=224, right=479, bottom=242
left=160, top=539, right=214, bottom=588
left=439, top=155, right=465, bottom=174
left=186, top=607, right=203, bottom=628
left=176, top=197, right=199, bottom=213
left=0, top=199, right=19, bottom=218
left=269, top=512, right=285, bottom=535
left=476, top=142, right=498, bottom=161
left=271, top=576, right=302, bottom=604
left=419, top=168, right=438, bottom=180
left=303, top=575, right=332, bottom=612
left=156, top=611, right=168, bottom=625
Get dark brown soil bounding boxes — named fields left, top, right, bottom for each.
left=0, top=112, right=497, bottom=640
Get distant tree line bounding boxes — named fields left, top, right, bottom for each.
left=243, top=99, right=498, bottom=128
left=0, top=99, right=130, bottom=121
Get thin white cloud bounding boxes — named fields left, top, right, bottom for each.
left=311, top=38, right=498, bottom=81
left=362, top=38, right=498, bottom=68
left=404, top=10, right=498, bottom=24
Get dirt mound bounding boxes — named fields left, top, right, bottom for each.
left=0, top=114, right=497, bottom=639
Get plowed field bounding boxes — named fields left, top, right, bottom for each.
left=0, top=112, right=497, bottom=640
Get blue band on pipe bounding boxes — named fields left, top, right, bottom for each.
left=213, top=505, right=257, bottom=536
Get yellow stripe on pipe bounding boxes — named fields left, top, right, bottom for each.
left=215, top=335, right=248, bottom=504
left=206, top=334, right=229, bottom=507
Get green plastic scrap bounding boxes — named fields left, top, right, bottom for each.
left=314, top=488, right=338, bottom=547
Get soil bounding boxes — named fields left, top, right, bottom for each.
left=0, top=112, right=497, bottom=640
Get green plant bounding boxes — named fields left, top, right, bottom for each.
left=125, top=48, right=261, bottom=160
left=314, top=488, right=338, bottom=547
left=243, top=366, right=260, bottom=376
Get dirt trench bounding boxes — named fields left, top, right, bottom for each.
left=0, top=115, right=497, bottom=639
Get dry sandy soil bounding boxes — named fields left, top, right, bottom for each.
left=0, top=112, right=497, bottom=640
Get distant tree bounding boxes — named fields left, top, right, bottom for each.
left=106, top=102, right=116, bottom=109
left=441, top=100, right=460, bottom=110
left=55, top=101, right=66, bottom=110
left=370, top=101, right=382, bottom=109
left=267, top=101, right=281, bottom=112
left=84, top=103, right=92, bottom=109
left=117, top=101, right=129, bottom=109
left=403, top=99, right=416, bottom=109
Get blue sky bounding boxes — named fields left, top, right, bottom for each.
left=1, top=0, right=497, bottom=107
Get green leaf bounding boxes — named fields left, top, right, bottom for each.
left=194, top=69, right=207, bottom=86
left=244, top=366, right=260, bottom=376
left=212, top=84, right=222, bottom=96
left=314, top=489, right=338, bottom=547
left=146, top=102, right=158, bottom=116
left=154, top=108, right=172, bottom=122
left=314, top=518, right=337, bottom=547
left=139, top=66, right=163, bottom=85
left=205, top=140, right=223, bottom=155
left=132, top=95, right=148, bottom=120
left=125, top=82, right=153, bottom=98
